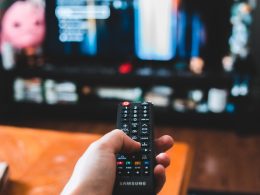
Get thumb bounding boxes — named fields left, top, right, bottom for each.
left=98, top=129, right=141, bottom=153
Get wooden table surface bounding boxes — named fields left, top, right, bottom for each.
left=0, top=125, right=193, bottom=195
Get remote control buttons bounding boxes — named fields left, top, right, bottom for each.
left=117, top=154, right=127, bottom=160
left=117, top=168, right=123, bottom=175
left=141, top=105, right=149, bottom=110
left=131, top=153, right=141, bottom=160
left=142, top=109, right=148, bottom=114
left=141, top=118, right=150, bottom=122
left=132, top=113, right=138, bottom=118
left=131, top=122, right=138, bottom=128
left=131, top=106, right=139, bottom=122
left=134, top=169, right=141, bottom=175
left=141, top=126, right=149, bottom=130
left=134, top=161, right=142, bottom=175
left=122, top=101, right=130, bottom=107
left=122, top=113, right=128, bottom=118
left=132, top=105, right=139, bottom=110
left=131, top=117, right=138, bottom=122
left=122, top=129, right=130, bottom=135
left=131, top=129, right=138, bottom=135
left=117, top=102, right=153, bottom=178
left=142, top=113, right=149, bottom=118
left=143, top=160, right=150, bottom=175
left=122, top=123, right=129, bottom=128
left=141, top=131, right=149, bottom=136
left=132, top=109, right=138, bottom=115
left=117, top=162, right=124, bottom=175
left=122, top=118, right=128, bottom=122
left=141, top=148, right=149, bottom=153
left=117, top=161, right=124, bottom=165
left=131, top=135, right=139, bottom=142
left=125, top=168, right=133, bottom=176
left=143, top=170, right=150, bottom=175
left=141, top=123, right=148, bottom=127
left=140, top=136, right=149, bottom=141
left=122, top=110, right=130, bottom=115
left=141, top=142, right=149, bottom=147
left=141, top=154, right=149, bottom=160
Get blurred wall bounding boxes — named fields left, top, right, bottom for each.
left=251, top=2, right=260, bottom=106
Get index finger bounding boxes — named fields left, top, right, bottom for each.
left=154, top=135, right=174, bottom=154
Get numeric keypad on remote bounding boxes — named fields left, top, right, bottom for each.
left=116, top=102, right=153, bottom=177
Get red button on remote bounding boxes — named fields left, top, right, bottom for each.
left=122, top=101, right=130, bottom=106
left=117, top=161, right=124, bottom=165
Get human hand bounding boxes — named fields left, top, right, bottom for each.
left=62, top=129, right=174, bottom=195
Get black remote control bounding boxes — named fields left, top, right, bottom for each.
left=113, top=101, right=156, bottom=195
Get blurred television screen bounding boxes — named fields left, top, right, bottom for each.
left=43, top=0, right=256, bottom=73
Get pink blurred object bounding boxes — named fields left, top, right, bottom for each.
left=1, top=1, right=45, bottom=49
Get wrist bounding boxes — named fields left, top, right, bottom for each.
left=62, top=180, right=112, bottom=195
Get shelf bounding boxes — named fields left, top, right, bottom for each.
left=0, top=101, right=247, bottom=128
left=0, top=63, right=256, bottom=129
left=0, top=64, right=238, bottom=88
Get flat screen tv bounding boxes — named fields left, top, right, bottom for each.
left=44, top=0, right=257, bottom=74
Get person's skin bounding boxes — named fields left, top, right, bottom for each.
left=62, top=129, right=174, bottom=195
